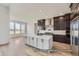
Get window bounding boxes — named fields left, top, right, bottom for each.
left=21, top=24, right=26, bottom=34
left=10, top=21, right=26, bottom=37
left=10, top=21, right=15, bottom=35
left=15, top=22, right=20, bottom=34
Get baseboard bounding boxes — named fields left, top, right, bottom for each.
left=0, top=41, right=9, bottom=46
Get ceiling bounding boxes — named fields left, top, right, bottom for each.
left=0, top=3, right=10, bottom=7
left=0, top=3, right=71, bottom=22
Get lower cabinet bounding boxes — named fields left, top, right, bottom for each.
left=25, top=35, right=53, bottom=50
left=33, top=37, right=37, bottom=47
left=37, top=36, right=51, bottom=50
left=43, top=39, right=53, bottom=50
left=38, top=38, right=43, bottom=49
left=53, top=35, right=70, bottom=44
left=43, top=39, right=49, bottom=49
left=30, top=37, right=34, bottom=46
left=26, top=36, right=30, bottom=45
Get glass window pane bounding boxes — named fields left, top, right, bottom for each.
left=15, top=22, right=21, bottom=34
left=10, top=21, right=26, bottom=36
left=21, top=24, right=25, bottom=33
left=10, top=30, right=14, bottom=35
left=10, top=21, right=14, bottom=30
left=21, top=24, right=25, bottom=30
left=15, top=30, right=20, bottom=34
left=10, top=21, right=15, bottom=35
left=15, top=22, right=20, bottom=30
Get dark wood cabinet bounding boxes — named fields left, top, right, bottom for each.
left=54, top=15, right=66, bottom=30
left=54, top=21, right=60, bottom=30
left=38, top=19, right=45, bottom=26
left=38, top=19, right=45, bottom=30
left=53, top=35, right=70, bottom=44
left=53, top=3, right=79, bottom=44
left=38, top=18, right=53, bottom=30
left=65, top=13, right=71, bottom=38
left=54, top=13, right=71, bottom=31
left=53, top=13, right=71, bottom=44
left=60, top=21, right=66, bottom=30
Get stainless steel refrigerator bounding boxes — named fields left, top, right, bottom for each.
left=70, top=16, right=79, bottom=56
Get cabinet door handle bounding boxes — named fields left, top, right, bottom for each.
left=32, top=37, right=34, bottom=40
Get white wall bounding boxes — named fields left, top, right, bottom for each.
left=0, top=5, right=9, bottom=44
left=10, top=3, right=70, bottom=36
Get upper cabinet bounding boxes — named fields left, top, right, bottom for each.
left=70, top=3, right=79, bottom=19
left=53, top=13, right=71, bottom=44
left=38, top=19, right=45, bottom=30
left=37, top=18, right=53, bottom=30
left=53, top=13, right=71, bottom=30
left=53, top=15, right=66, bottom=30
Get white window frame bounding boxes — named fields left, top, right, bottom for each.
left=10, top=20, right=27, bottom=37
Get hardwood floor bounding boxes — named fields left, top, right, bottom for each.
left=53, top=41, right=71, bottom=50
left=0, top=37, right=72, bottom=56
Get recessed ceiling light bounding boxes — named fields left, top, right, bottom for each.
left=40, top=10, right=42, bottom=12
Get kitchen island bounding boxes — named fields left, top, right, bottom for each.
left=24, top=35, right=53, bottom=52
